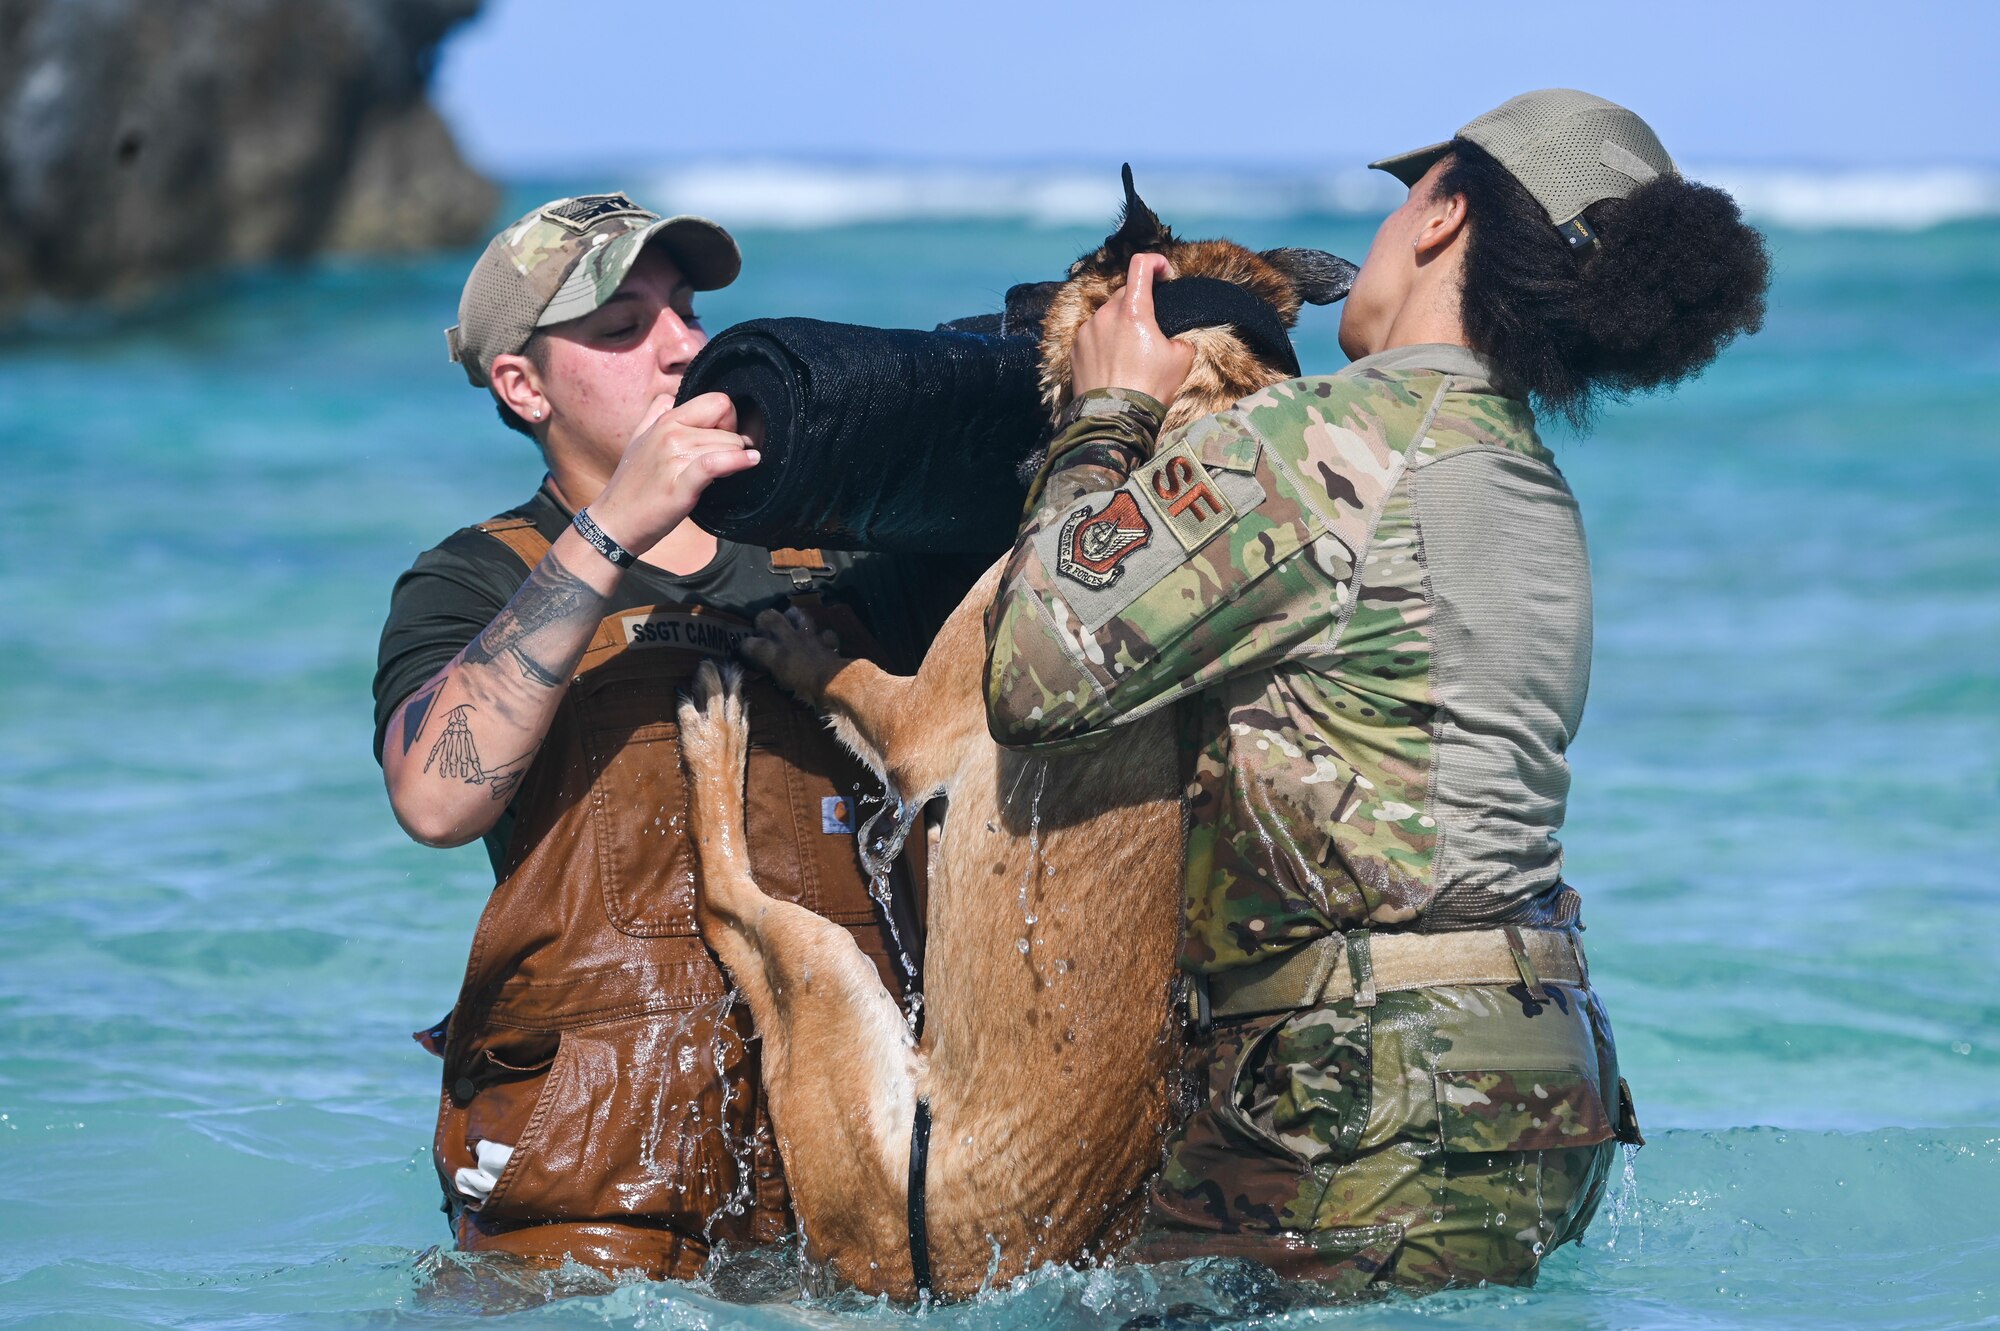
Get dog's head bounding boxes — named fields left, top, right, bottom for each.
left=1012, top=166, right=1357, bottom=433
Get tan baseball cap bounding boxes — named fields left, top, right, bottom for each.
left=446, top=192, right=741, bottom=388
left=1369, top=89, right=1677, bottom=247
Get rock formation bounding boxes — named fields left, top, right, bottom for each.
left=0, top=0, right=498, bottom=320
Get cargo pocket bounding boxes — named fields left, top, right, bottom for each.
left=464, top=1032, right=568, bottom=1217
left=1218, top=1001, right=1373, bottom=1166
left=1431, top=1067, right=1616, bottom=1275
left=476, top=1008, right=762, bottom=1229
left=1434, top=1068, right=1613, bottom=1157
left=437, top=1032, right=559, bottom=1196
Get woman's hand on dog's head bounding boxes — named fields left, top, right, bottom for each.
left=1069, top=253, right=1195, bottom=407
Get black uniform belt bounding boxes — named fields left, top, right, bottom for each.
left=1199, top=926, right=1589, bottom=1021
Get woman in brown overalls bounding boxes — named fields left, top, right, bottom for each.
left=372, top=196, right=967, bottom=1279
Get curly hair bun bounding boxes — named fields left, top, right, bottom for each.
left=1440, top=140, right=1771, bottom=428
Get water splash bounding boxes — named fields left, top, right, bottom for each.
left=856, top=788, right=924, bottom=1024
left=1602, top=1141, right=1645, bottom=1253
left=1015, top=760, right=1049, bottom=977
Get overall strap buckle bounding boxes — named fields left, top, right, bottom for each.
left=769, top=547, right=831, bottom=590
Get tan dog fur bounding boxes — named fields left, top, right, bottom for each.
left=1039, top=240, right=1306, bottom=434
left=675, top=180, right=1348, bottom=1300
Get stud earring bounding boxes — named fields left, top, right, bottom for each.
left=532, top=408, right=543, bottom=420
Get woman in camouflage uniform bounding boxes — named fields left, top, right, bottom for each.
left=982, top=90, right=1770, bottom=1294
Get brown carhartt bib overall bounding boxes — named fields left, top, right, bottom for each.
left=431, top=519, right=907, bottom=1279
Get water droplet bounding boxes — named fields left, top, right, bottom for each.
left=1016, top=938, right=1030, bottom=954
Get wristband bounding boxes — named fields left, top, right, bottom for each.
left=572, top=507, right=637, bottom=569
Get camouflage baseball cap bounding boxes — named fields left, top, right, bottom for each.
left=1369, top=89, right=1677, bottom=247
left=446, top=192, right=741, bottom=388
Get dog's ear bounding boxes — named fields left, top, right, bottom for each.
left=1001, top=280, right=1064, bottom=338
left=1086, top=163, right=1176, bottom=272
left=1260, top=248, right=1359, bottom=305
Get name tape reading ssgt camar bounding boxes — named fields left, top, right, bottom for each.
left=619, top=610, right=751, bottom=655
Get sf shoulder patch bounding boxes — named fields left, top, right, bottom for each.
left=1056, top=490, right=1152, bottom=589
left=1134, top=439, right=1236, bottom=552
left=539, top=193, right=650, bottom=232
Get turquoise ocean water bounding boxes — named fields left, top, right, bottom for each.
left=2, top=183, right=1998, bottom=1329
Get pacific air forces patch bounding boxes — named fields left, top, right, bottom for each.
left=1056, top=490, right=1151, bottom=589
left=1037, top=483, right=1190, bottom=631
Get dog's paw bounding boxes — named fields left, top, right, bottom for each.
left=739, top=606, right=843, bottom=701
left=678, top=660, right=748, bottom=776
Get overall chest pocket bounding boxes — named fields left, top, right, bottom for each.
left=578, top=672, right=697, bottom=937
left=576, top=668, right=811, bottom=937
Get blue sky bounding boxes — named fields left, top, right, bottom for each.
left=434, top=0, right=1998, bottom=173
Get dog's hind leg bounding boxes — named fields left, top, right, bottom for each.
left=677, top=661, right=923, bottom=1288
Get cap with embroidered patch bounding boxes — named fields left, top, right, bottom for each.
left=446, top=192, right=740, bottom=388
left=1369, top=89, right=1677, bottom=248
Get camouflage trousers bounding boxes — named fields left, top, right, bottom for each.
left=1133, top=980, right=1637, bottom=1296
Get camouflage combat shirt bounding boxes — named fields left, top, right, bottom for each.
left=984, top=345, right=1589, bottom=973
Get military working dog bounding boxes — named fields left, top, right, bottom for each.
left=676, top=172, right=1355, bottom=1300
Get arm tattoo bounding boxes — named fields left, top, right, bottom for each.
left=424, top=704, right=530, bottom=802
left=484, top=761, right=530, bottom=803
left=399, top=677, right=445, bottom=755
left=464, top=548, right=600, bottom=688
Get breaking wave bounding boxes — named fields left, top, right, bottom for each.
left=643, top=160, right=2000, bottom=232
left=1698, top=166, right=2000, bottom=231
left=643, top=162, right=1398, bottom=228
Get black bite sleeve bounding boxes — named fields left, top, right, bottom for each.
left=678, top=319, right=1049, bottom=555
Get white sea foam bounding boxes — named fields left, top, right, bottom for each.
left=644, top=161, right=1401, bottom=228
left=644, top=160, right=2000, bottom=232
left=1697, top=167, right=2000, bottom=231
